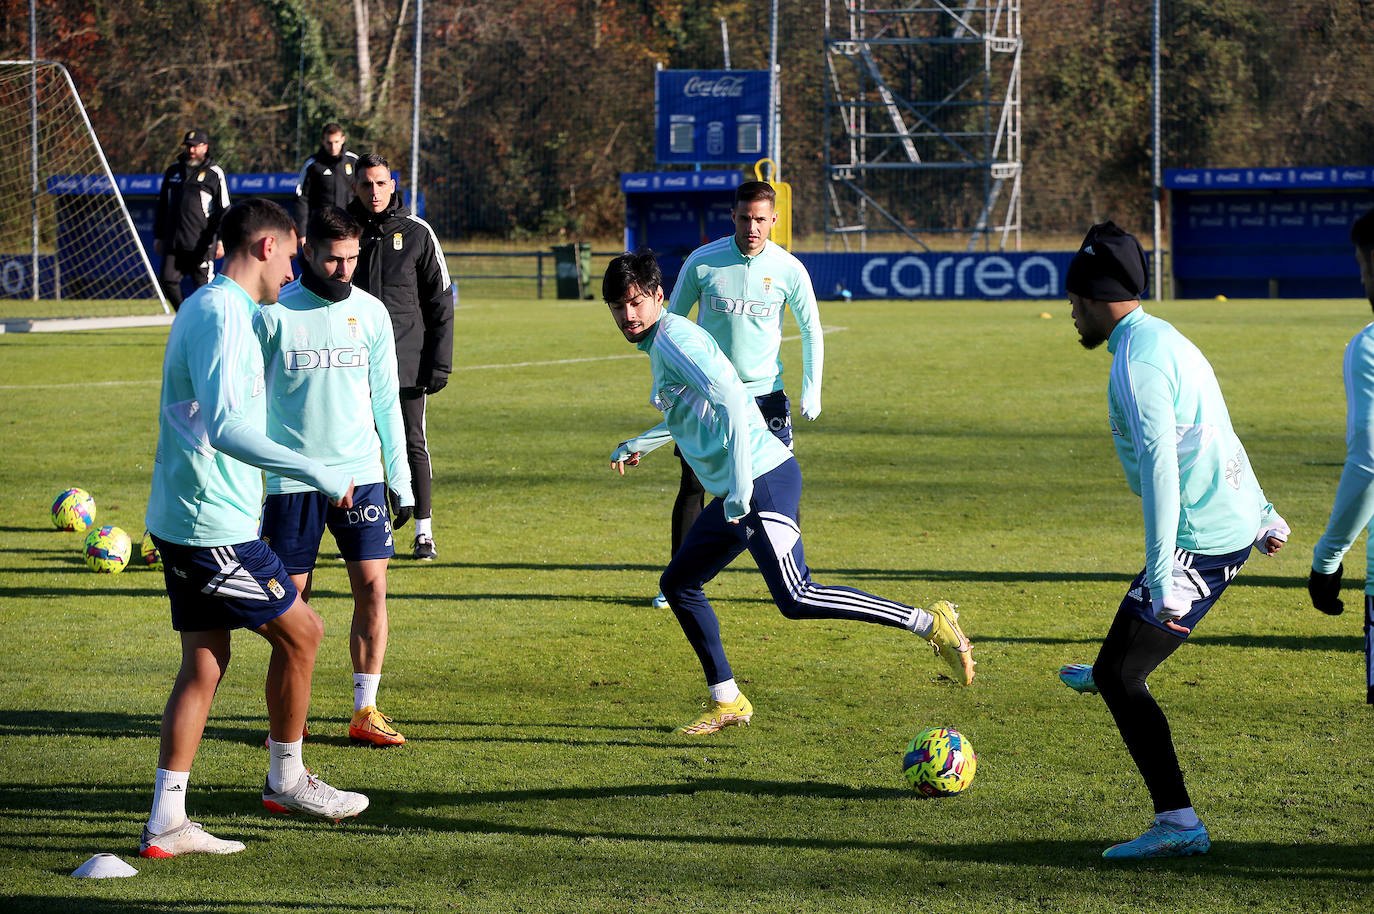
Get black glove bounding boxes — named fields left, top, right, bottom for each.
left=424, top=374, right=448, bottom=395
left=388, top=488, right=413, bottom=529
left=1308, top=565, right=1344, bottom=615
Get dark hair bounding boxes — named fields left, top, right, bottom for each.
left=322, top=122, right=344, bottom=138
left=1352, top=208, right=1374, bottom=253
left=735, top=180, right=776, bottom=208
left=602, top=250, right=662, bottom=303
left=219, top=198, right=295, bottom=254
left=306, top=206, right=361, bottom=247
left=355, top=152, right=390, bottom=173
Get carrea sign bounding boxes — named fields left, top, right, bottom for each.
left=795, top=252, right=1077, bottom=300
left=655, top=70, right=771, bottom=166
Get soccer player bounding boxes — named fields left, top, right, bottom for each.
left=645, top=180, right=822, bottom=610
left=1309, top=206, right=1374, bottom=705
left=604, top=251, right=973, bottom=736
left=255, top=205, right=415, bottom=746
left=141, top=198, right=369, bottom=859
left=1055, top=221, right=1289, bottom=860
left=348, top=153, right=454, bottom=561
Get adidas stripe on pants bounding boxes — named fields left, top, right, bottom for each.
left=660, top=457, right=919, bottom=685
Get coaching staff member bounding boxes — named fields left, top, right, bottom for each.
left=154, top=128, right=230, bottom=310
left=348, top=153, right=454, bottom=560
left=294, top=123, right=359, bottom=236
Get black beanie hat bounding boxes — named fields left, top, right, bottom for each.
left=1065, top=221, right=1149, bottom=302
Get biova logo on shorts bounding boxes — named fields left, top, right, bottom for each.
left=285, top=347, right=370, bottom=370
left=344, top=504, right=386, bottom=525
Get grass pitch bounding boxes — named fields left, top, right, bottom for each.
left=0, top=296, right=1371, bottom=913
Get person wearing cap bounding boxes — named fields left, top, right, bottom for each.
left=154, top=128, right=231, bottom=310
left=1054, top=221, right=1289, bottom=860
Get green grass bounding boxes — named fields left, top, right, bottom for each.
left=1, top=297, right=1371, bottom=912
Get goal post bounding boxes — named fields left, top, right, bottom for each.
left=0, top=60, right=166, bottom=313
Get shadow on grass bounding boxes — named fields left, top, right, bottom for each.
left=985, top=633, right=1361, bottom=652
left=1, top=780, right=1369, bottom=882
left=0, top=709, right=672, bottom=749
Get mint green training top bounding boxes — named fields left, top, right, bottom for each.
left=1312, top=321, right=1374, bottom=591
left=618, top=312, right=792, bottom=521
left=668, top=235, right=823, bottom=416
left=254, top=279, right=413, bottom=505
left=1106, top=307, right=1276, bottom=604
left=145, top=275, right=351, bottom=548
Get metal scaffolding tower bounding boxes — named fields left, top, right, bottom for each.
left=823, top=0, right=1022, bottom=252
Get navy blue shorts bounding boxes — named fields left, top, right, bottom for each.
left=1120, top=544, right=1253, bottom=638
left=260, top=482, right=394, bottom=575
left=754, top=390, right=793, bottom=450
left=152, top=535, right=299, bottom=632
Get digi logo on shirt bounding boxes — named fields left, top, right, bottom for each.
left=285, top=347, right=370, bottom=370
left=708, top=295, right=780, bottom=318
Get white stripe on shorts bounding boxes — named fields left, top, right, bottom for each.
left=201, top=545, right=270, bottom=601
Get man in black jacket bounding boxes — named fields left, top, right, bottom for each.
left=294, top=123, right=359, bottom=237
left=154, top=129, right=230, bottom=310
left=348, top=153, right=454, bottom=560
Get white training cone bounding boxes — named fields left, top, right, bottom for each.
left=72, top=853, right=138, bottom=878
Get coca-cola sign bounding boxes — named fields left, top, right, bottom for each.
left=656, top=69, right=770, bottom=164
left=683, top=75, right=746, bottom=99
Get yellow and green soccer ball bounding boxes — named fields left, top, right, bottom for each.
left=84, top=525, right=132, bottom=574
left=52, top=487, right=97, bottom=532
left=137, top=530, right=162, bottom=570
left=902, top=727, right=976, bottom=797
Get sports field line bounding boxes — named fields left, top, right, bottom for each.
left=0, top=326, right=848, bottom=390
left=452, top=325, right=847, bottom=371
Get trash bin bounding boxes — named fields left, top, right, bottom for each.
left=551, top=242, right=593, bottom=299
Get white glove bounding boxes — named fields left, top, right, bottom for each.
left=1151, top=592, right=1192, bottom=624
left=801, top=393, right=821, bottom=421
left=1255, top=513, right=1290, bottom=555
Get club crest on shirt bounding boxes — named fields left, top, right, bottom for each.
left=196, top=171, right=206, bottom=182
left=292, top=325, right=310, bottom=348
left=393, top=233, right=404, bottom=251
left=266, top=577, right=286, bottom=599
left=762, top=277, right=773, bottom=294
left=345, top=163, right=353, bottom=175
left=347, top=316, right=360, bottom=340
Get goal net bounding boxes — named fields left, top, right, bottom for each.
left=0, top=60, right=165, bottom=313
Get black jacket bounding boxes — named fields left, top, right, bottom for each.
left=154, top=153, right=230, bottom=257
left=294, top=147, right=360, bottom=232
left=348, top=196, right=454, bottom=390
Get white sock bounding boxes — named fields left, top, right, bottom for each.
left=354, top=672, right=380, bottom=711
left=147, top=768, right=189, bottom=835
left=415, top=517, right=432, bottom=538
left=908, top=607, right=935, bottom=637
left=709, top=678, right=741, bottom=703
left=267, top=738, right=305, bottom=793
left=1156, top=807, right=1201, bottom=829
